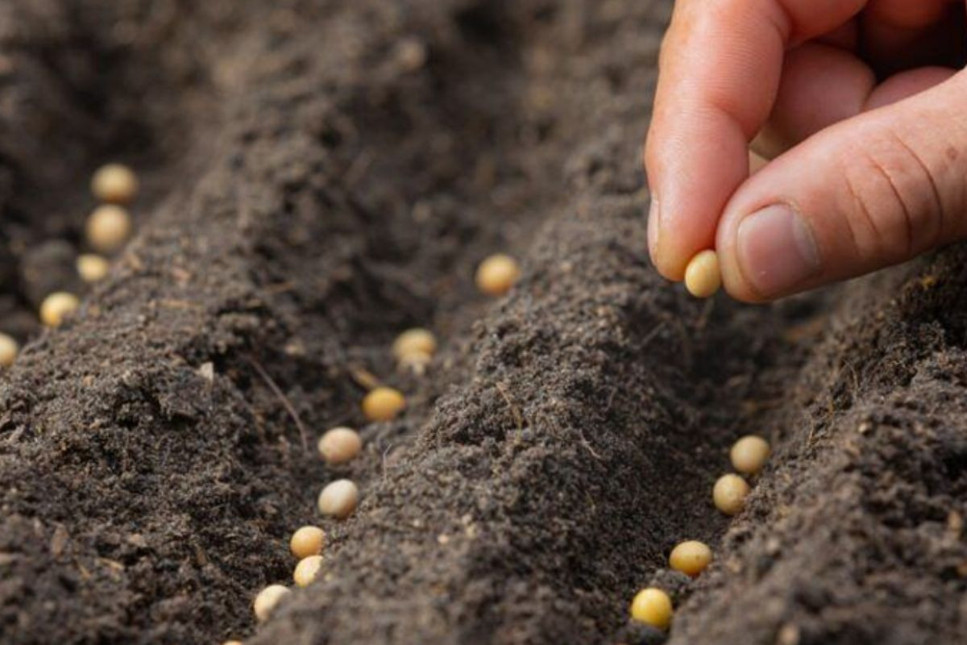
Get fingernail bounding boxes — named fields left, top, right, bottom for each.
left=647, top=196, right=660, bottom=260
left=737, top=204, right=820, bottom=296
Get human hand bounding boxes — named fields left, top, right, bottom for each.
left=645, top=0, right=967, bottom=301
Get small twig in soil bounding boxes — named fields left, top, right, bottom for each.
left=349, top=365, right=382, bottom=391
left=248, top=358, right=309, bottom=453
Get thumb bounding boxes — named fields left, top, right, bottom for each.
left=716, top=71, right=967, bottom=302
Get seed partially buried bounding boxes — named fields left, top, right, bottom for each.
left=289, top=525, right=325, bottom=559
left=669, top=540, right=713, bottom=577
left=713, top=473, right=751, bottom=516
left=630, top=587, right=673, bottom=630
left=293, top=554, right=324, bottom=587
left=730, top=435, right=771, bottom=475
left=91, top=163, right=138, bottom=204
left=76, top=254, right=110, bottom=283
left=318, top=479, right=359, bottom=519
left=0, top=333, right=18, bottom=367
left=684, top=249, right=721, bottom=298
left=392, top=328, right=437, bottom=360
left=40, top=292, right=80, bottom=327
left=253, top=584, right=290, bottom=622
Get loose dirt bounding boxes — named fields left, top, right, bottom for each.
left=1, top=1, right=966, bottom=644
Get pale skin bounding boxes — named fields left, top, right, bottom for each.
left=646, top=0, right=967, bottom=301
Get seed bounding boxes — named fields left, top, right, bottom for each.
left=730, top=435, right=771, bottom=475
left=76, top=254, right=110, bottom=283
left=86, top=205, right=132, bottom=253
left=293, top=554, right=324, bottom=587
left=222, top=641, right=243, bottom=645
left=289, top=525, right=325, bottom=559
left=669, top=540, right=713, bottom=577
left=392, top=328, right=437, bottom=360
left=713, top=473, right=751, bottom=516
left=684, top=249, right=721, bottom=298
left=362, top=386, right=406, bottom=422
left=630, top=587, right=673, bottom=630
left=91, top=163, right=138, bottom=204
left=253, top=584, right=290, bottom=622
left=40, top=292, right=80, bottom=327
left=398, top=350, right=432, bottom=375
left=475, top=253, right=521, bottom=296
left=318, top=427, right=362, bottom=465
left=318, top=479, right=359, bottom=519
left=0, top=333, right=18, bottom=368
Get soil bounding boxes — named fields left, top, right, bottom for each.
left=1, top=1, right=966, bottom=644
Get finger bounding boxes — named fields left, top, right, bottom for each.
left=716, top=72, right=967, bottom=301
left=645, top=0, right=866, bottom=281
left=865, top=66, right=958, bottom=109
left=752, top=43, right=874, bottom=158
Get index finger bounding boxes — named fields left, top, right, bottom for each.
left=644, top=0, right=867, bottom=280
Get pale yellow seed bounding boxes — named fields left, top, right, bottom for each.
left=253, top=584, right=290, bottom=622
left=730, top=435, right=771, bottom=475
left=392, top=328, right=437, bottom=360
left=40, top=292, right=80, bottom=327
left=86, top=204, right=132, bottom=253
left=684, top=249, right=721, bottom=299
left=669, top=540, right=713, bottom=578
left=293, top=554, right=324, bottom=587
left=475, top=254, right=521, bottom=296
left=289, top=525, right=325, bottom=559
left=630, top=587, right=673, bottom=630
left=0, top=333, right=18, bottom=367
left=318, top=479, right=359, bottom=519
left=362, top=387, right=406, bottom=422
left=76, top=254, right=110, bottom=283
left=713, top=473, right=751, bottom=516
left=317, top=427, right=362, bottom=465
left=91, top=163, right=138, bottom=204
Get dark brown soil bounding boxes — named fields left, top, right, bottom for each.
left=1, top=1, right=965, bottom=644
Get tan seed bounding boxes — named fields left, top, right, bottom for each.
left=713, top=473, right=751, bottom=516
left=0, top=333, right=18, bottom=367
left=293, top=554, right=324, bottom=587
left=317, top=427, right=362, bottom=465
left=91, top=163, right=138, bottom=204
left=76, top=254, right=110, bottom=283
left=86, top=205, right=132, bottom=253
left=289, top=525, right=325, bottom=559
left=392, top=328, right=437, bottom=360
left=684, top=249, right=721, bottom=298
left=475, top=254, right=521, bottom=296
left=730, top=435, right=771, bottom=475
left=318, top=479, right=359, bottom=519
left=362, top=387, right=406, bottom=422
left=669, top=540, right=713, bottom=577
left=40, top=292, right=80, bottom=327
left=630, top=587, right=673, bottom=630
left=253, top=584, right=290, bottom=622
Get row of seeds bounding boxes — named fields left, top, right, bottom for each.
left=0, top=163, right=138, bottom=365
left=629, top=434, right=771, bottom=631
left=221, top=255, right=521, bottom=642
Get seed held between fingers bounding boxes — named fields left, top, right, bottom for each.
left=318, top=427, right=362, bottom=465
left=289, top=525, right=325, bottom=559
left=318, top=479, right=359, bottom=519
left=253, top=584, right=290, bottom=622
left=630, top=587, right=673, bottom=630
left=730, top=435, right=771, bottom=475
left=40, top=292, right=80, bottom=327
left=293, top=554, right=324, bottom=587
left=713, top=473, right=751, bottom=516
left=684, top=249, right=721, bottom=298
left=669, top=540, right=713, bottom=577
